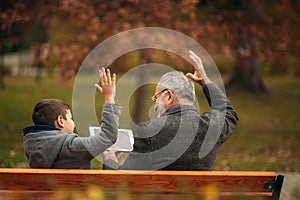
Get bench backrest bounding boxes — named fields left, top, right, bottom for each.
left=0, top=168, right=283, bottom=199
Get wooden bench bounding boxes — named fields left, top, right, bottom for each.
left=0, top=168, right=284, bottom=200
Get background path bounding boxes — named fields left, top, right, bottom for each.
left=280, top=173, right=300, bottom=200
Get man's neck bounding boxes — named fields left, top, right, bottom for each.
left=165, top=102, right=193, bottom=113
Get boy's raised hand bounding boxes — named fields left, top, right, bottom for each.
left=186, top=50, right=212, bottom=86
left=94, top=68, right=116, bottom=104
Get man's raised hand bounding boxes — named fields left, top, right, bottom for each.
left=186, top=50, right=211, bottom=86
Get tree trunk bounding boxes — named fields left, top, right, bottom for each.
left=0, top=42, right=5, bottom=89
left=132, top=55, right=150, bottom=127
left=227, top=32, right=267, bottom=92
left=248, top=36, right=266, bottom=91
left=226, top=1, right=267, bottom=92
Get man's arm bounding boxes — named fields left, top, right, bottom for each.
left=186, top=50, right=238, bottom=143
left=202, top=83, right=238, bottom=143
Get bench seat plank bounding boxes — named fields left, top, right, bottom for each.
left=0, top=169, right=276, bottom=193
left=0, top=168, right=285, bottom=200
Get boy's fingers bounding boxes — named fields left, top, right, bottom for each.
left=94, top=84, right=103, bottom=93
left=99, top=68, right=104, bottom=83
left=101, top=67, right=107, bottom=84
left=106, top=68, right=111, bottom=85
left=112, top=73, right=116, bottom=84
left=97, top=67, right=115, bottom=89
left=98, top=68, right=103, bottom=78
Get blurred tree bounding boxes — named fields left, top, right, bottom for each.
left=1, top=0, right=299, bottom=121
left=198, top=0, right=300, bottom=91
left=0, top=0, right=53, bottom=88
left=51, top=0, right=201, bottom=123
left=0, top=0, right=200, bottom=122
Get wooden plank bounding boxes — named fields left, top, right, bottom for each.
left=0, top=169, right=276, bottom=194
left=0, top=190, right=272, bottom=200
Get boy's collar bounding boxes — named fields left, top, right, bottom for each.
left=23, top=125, right=60, bottom=136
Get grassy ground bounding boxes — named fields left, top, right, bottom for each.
left=0, top=75, right=299, bottom=172
left=215, top=76, right=300, bottom=172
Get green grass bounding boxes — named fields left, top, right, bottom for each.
left=0, top=75, right=299, bottom=172
left=215, top=76, right=300, bottom=172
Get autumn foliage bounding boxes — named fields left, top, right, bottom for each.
left=1, top=0, right=299, bottom=84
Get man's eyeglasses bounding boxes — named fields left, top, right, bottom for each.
left=151, top=89, right=168, bottom=102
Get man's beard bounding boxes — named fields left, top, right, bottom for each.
left=154, top=99, right=166, bottom=117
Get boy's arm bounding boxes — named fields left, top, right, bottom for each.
left=85, top=67, right=120, bottom=152
left=67, top=68, right=121, bottom=158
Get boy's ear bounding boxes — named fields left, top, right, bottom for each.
left=55, top=115, right=64, bottom=128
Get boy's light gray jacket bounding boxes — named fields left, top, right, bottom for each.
left=23, top=104, right=121, bottom=169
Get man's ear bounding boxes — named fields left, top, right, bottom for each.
left=166, top=90, right=176, bottom=105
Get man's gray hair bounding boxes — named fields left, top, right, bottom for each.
left=158, top=71, right=195, bottom=103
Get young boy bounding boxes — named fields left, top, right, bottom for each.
left=23, top=68, right=121, bottom=169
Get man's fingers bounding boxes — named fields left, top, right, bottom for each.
left=189, top=50, right=198, bottom=58
left=189, top=55, right=200, bottom=68
left=189, top=50, right=203, bottom=68
left=186, top=73, right=204, bottom=83
left=185, top=72, right=198, bottom=80
left=116, top=151, right=124, bottom=159
left=185, top=72, right=193, bottom=79
left=189, top=50, right=200, bottom=62
left=188, top=51, right=198, bottom=63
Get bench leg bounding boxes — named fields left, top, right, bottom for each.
left=264, top=175, right=284, bottom=200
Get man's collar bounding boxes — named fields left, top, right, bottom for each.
left=161, top=104, right=196, bottom=116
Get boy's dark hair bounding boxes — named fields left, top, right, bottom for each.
left=32, top=99, right=70, bottom=127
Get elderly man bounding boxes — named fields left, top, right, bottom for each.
left=103, top=51, right=238, bottom=170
